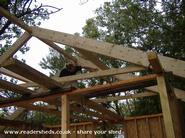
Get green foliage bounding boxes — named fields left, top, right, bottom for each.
left=0, top=0, right=62, bottom=125
left=40, top=48, right=66, bottom=76
left=81, top=0, right=185, bottom=116
left=39, top=0, right=184, bottom=125
left=0, top=0, right=62, bottom=55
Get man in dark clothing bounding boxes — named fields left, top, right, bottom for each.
left=50, top=63, right=97, bottom=91
left=59, top=64, right=82, bottom=77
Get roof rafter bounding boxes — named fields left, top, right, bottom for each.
left=31, top=27, right=185, bottom=78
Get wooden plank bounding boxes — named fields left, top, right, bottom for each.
left=147, top=52, right=163, bottom=73
left=32, top=27, right=185, bottom=78
left=2, top=58, right=62, bottom=89
left=137, top=119, right=150, bottom=138
left=53, top=66, right=145, bottom=83
left=61, top=95, right=70, bottom=138
left=0, top=32, right=31, bottom=66
left=43, top=122, right=94, bottom=128
left=146, top=86, right=185, bottom=101
left=0, top=67, right=31, bottom=82
left=74, top=49, right=185, bottom=99
left=125, top=113, right=163, bottom=121
left=0, top=79, right=34, bottom=95
left=0, top=74, right=157, bottom=108
left=125, top=120, right=138, bottom=138
left=40, top=39, right=103, bottom=70
left=84, top=99, right=123, bottom=122
left=71, top=105, right=108, bottom=121
left=0, top=7, right=32, bottom=33
left=148, top=117, right=163, bottom=138
left=77, top=49, right=108, bottom=70
left=0, top=108, right=25, bottom=130
left=92, top=91, right=158, bottom=103
left=40, top=39, right=78, bottom=63
left=20, top=104, right=61, bottom=116
left=0, top=118, right=40, bottom=128
left=157, top=75, right=176, bottom=138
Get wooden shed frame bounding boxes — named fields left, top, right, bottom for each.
left=0, top=7, right=185, bottom=138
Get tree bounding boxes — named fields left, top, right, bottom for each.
left=81, top=0, right=185, bottom=116
left=39, top=0, right=185, bottom=122
left=0, top=0, right=62, bottom=55
left=0, top=0, right=62, bottom=120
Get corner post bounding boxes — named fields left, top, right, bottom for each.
left=61, top=95, right=70, bottom=138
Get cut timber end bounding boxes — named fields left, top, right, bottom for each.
left=147, top=52, right=163, bottom=74
left=2, top=58, right=62, bottom=89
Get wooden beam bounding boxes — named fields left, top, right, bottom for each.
left=0, top=68, right=31, bottom=82
left=39, top=39, right=102, bottom=70
left=0, top=79, right=34, bottom=95
left=77, top=49, right=108, bottom=70
left=146, top=86, right=185, bottom=101
left=61, top=95, right=70, bottom=138
left=32, top=27, right=185, bottom=78
left=147, top=52, right=163, bottom=73
left=53, top=66, right=145, bottom=83
left=43, top=122, right=95, bottom=128
left=0, top=7, right=32, bottom=33
left=157, top=75, right=180, bottom=138
left=0, top=108, right=25, bottom=131
left=92, top=91, right=158, bottom=103
left=0, top=32, right=31, bottom=66
left=80, top=52, right=185, bottom=99
left=84, top=99, right=123, bottom=122
left=2, top=58, right=62, bottom=89
left=0, top=118, right=41, bottom=128
left=40, top=39, right=78, bottom=63
left=19, top=104, right=61, bottom=116
left=71, top=105, right=107, bottom=121
left=0, top=74, right=157, bottom=108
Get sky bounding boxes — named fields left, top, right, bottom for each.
left=18, top=0, right=110, bottom=75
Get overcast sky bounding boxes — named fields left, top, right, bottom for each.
left=18, top=0, right=109, bottom=75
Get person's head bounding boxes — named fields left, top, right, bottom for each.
left=66, top=63, right=75, bottom=71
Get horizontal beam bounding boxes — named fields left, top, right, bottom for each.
left=92, top=91, right=158, bottom=103
left=20, top=104, right=61, bottom=116
left=0, top=74, right=157, bottom=108
left=84, top=99, right=123, bottom=122
left=0, top=7, right=32, bottom=33
left=71, top=105, right=107, bottom=121
left=0, top=68, right=31, bottom=82
left=0, top=79, right=34, bottom=95
left=146, top=86, right=185, bottom=101
left=0, top=108, right=25, bottom=131
left=0, top=118, right=40, bottom=128
left=32, top=27, right=185, bottom=78
left=16, top=103, right=109, bottom=122
left=2, top=58, right=62, bottom=89
left=53, top=66, right=145, bottom=83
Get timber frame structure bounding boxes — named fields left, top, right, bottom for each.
left=0, top=7, right=185, bottom=138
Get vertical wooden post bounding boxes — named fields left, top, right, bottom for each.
left=157, top=75, right=182, bottom=138
left=61, top=95, right=70, bottom=138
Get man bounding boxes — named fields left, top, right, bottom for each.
left=59, top=63, right=97, bottom=89
left=59, top=64, right=82, bottom=77
left=59, top=63, right=97, bottom=77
